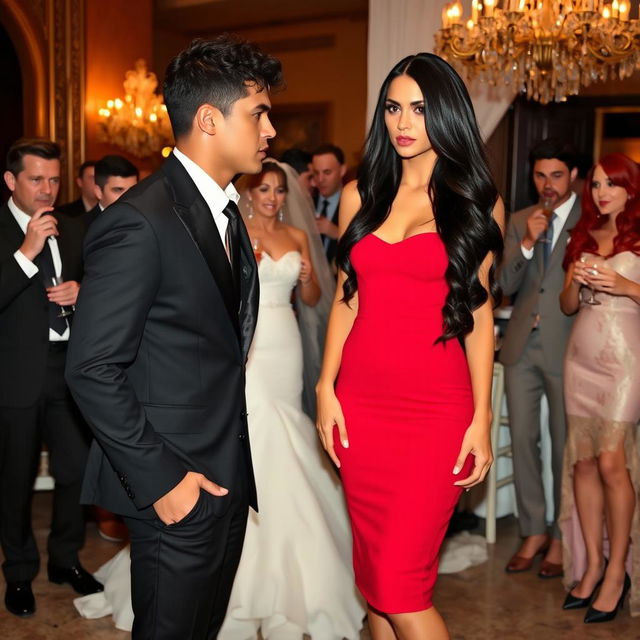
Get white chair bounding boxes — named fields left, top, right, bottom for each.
left=484, top=362, right=515, bottom=544
left=34, top=449, right=54, bottom=491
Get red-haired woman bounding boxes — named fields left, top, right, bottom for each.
left=559, top=153, right=640, bottom=623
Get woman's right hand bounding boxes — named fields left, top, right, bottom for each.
left=315, top=384, right=349, bottom=468
left=571, top=260, right=590, bottom=287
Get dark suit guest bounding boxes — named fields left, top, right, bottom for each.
left=311, top=144, right=346, bottom=264
left=85, top=154, right=138, bottom=544
left=499, top=138, right=581, bottom=579
left=58, top=160, right=97, bottom=217
left=0, top=139, right=102, bottom=618
left=65, top=35, right=283, bottom=639
left=85, top=155, right=139, bottom=227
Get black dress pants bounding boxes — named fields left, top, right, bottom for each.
left=0, top=344, right=91, bottom=582
left=125, top=459, right=249, bottom=640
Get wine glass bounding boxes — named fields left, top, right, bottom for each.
left=579, top=253, right=602, bottom=306
left=251, top=237, right=263, bottom=263
left=538, top=196, right=554, bottom=244
left=50, top=275, right=74, bottom=317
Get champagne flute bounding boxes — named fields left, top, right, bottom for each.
left=538, top=196, right=554, bottom=243
left=50, top=275, right=74, bottom=317
left=251, top=237, right=263, bottom=263
left=579, top=253, right=602, bottom=306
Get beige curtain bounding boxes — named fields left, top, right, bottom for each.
left=367, top=0, right=515, bottom=140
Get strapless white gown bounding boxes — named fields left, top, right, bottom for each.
left=75, top=251, right=364, bottom=638
left=219, top=251, right=364, bottom=640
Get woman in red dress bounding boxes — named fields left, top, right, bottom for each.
left=316, top=53, right=504, bottom=640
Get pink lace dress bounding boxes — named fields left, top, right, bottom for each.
left=560, top=251, right=640, bottom=616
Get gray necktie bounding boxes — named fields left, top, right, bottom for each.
left=543, top=212, right=557, bottom=271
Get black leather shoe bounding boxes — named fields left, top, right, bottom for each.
left=563, top=579, right=603, bottom=610
left=563, top=560, right=607, bottom=610
left=584, top=573, right=631, bottom=623
left=5, top=581, right=35, bottom=617
left=47, top=563, right=104, bottom=595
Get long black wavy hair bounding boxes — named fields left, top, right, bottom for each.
left=336, top=53, right=503, bottom=343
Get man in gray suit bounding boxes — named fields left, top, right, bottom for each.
left=499, top=139, right=580, bottom=578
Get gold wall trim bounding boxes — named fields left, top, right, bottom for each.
left=48, top=0, right=85, bottom=200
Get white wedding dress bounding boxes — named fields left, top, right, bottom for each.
left=219, top=250, right=364, bottom=640
left=75, top=250, right=364, bottom=639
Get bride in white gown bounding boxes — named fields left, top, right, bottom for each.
left=219, top=161, right=364, bottom=640
left=74, top=160, right=364, bottom=638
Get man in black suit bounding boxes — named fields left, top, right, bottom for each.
left=57, top=160, right=98, bottom=217
left=311, top=143, right=346, bottom=265
left=0, top=139, right=102, bottom=618
left=66, top=36, right=282, bottom=639
left=85, top=154, right=139, bottom=227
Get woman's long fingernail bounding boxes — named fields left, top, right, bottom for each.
left=342, top=439, right=349, bottom=448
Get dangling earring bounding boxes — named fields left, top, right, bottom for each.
left=248, top=201, right=254, bottom=220
left=278, top=208, right=285, bottom=222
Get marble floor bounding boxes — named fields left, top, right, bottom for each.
left=0, top=492, right=636, bottom=640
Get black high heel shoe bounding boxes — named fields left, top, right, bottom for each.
left=563, top=559, right=607, bottom=610
left=584, top=572, right=631, bottom=623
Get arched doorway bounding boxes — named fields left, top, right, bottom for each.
left=0, top=0, right=48, bottom=139
left=0, top=0, right=85, bottom=202
left=0, top=21, right=22, bottom=200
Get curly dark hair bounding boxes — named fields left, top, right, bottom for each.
left=337, top=53, right=503, bottom=343
left=163, top=34, right=284, bottom=139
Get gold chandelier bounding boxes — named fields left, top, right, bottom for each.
left=98, top=59, right=173, bottom=158
left=435, top=0, right=640, bottom=104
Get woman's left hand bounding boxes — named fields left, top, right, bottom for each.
left=452, top=413, right=493, bottom=489
left=298, top=258, right=313, bottom=285
left=585, top=265, right=632, bottom=297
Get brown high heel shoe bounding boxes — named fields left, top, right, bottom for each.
left=505, top=535, right=550, bottom=573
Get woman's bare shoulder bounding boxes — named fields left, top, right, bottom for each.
left=339, top=180, right=361, bottom=232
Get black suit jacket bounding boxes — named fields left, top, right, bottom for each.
left=58, top=198, right=88, bottom=218
left=0, top=204, right=84, bottom=408
left=65, top=153, right=259, bottom=520
left=84, top=204, right=100, bottom=228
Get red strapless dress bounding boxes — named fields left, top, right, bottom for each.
left=335, top=232, right=474, bottom=614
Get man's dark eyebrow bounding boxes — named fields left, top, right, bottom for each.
left=254, top=103, right=271, bottom=113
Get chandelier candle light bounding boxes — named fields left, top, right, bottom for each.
left=97, top=59, right=173, bottom=158
left=435, top=0, right=640, bottom=104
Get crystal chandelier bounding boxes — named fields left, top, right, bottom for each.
left=97, top=59, right=173, bottom=157
left=435, top=0, right=640, bottom=104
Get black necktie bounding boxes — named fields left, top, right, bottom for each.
left=222, top=200, right=241, bottom=291
left=34, top=240, right=67, bottom=335
left=320, top=199, right=330, bottom=249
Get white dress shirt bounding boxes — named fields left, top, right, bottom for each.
left=520, top=191, right=577, bottom=260
left=8, top=197, right=69, bottom=341
left=172, top=148, right=240, bottom=253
